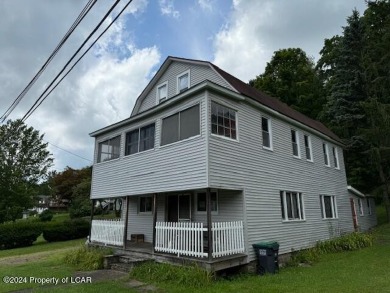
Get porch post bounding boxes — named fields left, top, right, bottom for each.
left=89, top=199, right=95, bottom=243
left=123, top=197, right=130, bottom=250
left=206, top=188, right=213, bottom=260
left=152, top=193, right=158, bottom=253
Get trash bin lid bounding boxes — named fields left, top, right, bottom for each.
left=252, top=241, right=279, bottom=250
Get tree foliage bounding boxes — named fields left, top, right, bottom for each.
left=250, top=48, right=325, bottom=119
left=0, top=120, right=53, bottom=223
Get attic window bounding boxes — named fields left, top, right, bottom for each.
left=97, top=135, right=121, bottom=163
left=177, top=70, right=190, bottom=93
left=157, top=82, right=168, bottom=104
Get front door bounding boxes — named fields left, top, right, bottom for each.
left=167, top=194, right=191, bottom=222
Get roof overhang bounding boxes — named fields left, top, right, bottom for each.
left=347, top=185, right=365, bottom=198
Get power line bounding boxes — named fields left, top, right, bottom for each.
left=0, top=0, right=97, bottom=123
left=44, top=139, right=92, bottom=163
left=23, top=0, right=135, bottom=122
left=22, top=0, right=122, bottom=122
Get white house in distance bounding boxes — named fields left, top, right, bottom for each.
left=89, top=56, right=377, bottom=272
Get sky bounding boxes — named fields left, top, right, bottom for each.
left=0, top=0, right=367, bottom=172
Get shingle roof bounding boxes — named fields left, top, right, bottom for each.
left=210, top=63, right=342, bottom=144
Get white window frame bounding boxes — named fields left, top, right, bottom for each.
left=210, top=101, right=238, bottom=141
left=320, top=195, right=338, bottom=219
left=177, top=70, right=190, bottom=94
left=97, top=135, right=121, bottom=163
left=156, top=81, right=168, bottom=104
left=332, top=146, right=340, bottom=169
left=323, top=143, right=330, bottom=167
left=125, top=123, right=155, bottom=156
left=291, top=129, right=301, bottom=158
left=280, top=191, right=305, bottom=222
left=261, top=116, right=273, bottom=151
left=139, top=196, right=153, bottom=214
left=304, top=134, right=313, bottom=162
left=195, top=190, right=218, bottom=215
left=358, top=198, right=364, bottom=216
left=367, top=198, right=372, bottom=215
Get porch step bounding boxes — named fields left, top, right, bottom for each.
left=109, top=255, right=150, bottom=273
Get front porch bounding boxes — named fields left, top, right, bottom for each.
left=89, top=189, right=247, bottom=271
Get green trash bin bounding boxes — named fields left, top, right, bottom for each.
left=252, top=242, right=279, bottom=275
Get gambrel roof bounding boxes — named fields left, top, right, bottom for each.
left=131, top=56, right=342, bottom=144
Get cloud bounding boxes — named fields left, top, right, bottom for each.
left=212, top=0, right=366, bottom=82
left=158, top=0, right=180, bottom=18
left=198, top=0, right=213, bottom=11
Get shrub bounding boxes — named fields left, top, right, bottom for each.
left=42, top=219, right=90, bottom=242
left=0, top=221, right=43, bottom=249
left=288, top=248, right=320, bottom=267
left=39, top=209, right=53, bottom=222
left=63, top=245, right=112, bottom=270
left=131, top=261, right=213, bottom=288
left=316, top=232, right=374, bottom=253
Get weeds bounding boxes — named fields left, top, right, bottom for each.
left=63, top=245, right=112, bottom=270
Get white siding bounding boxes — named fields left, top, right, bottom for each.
left=207, top=93, right=353, bottom=260
left=137, top=62, right=233, bottom=114
left=91, top=95, right=208, bottom=199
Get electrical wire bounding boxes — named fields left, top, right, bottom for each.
left=44, top=140, right=92, bottom=162
left=23, top=0, right=134, bottom=122
left=0, top=0, right=97, bottom=123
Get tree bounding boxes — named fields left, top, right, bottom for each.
left=250, top=48, right=325, bottom=119
left=0, top=120, right=53, bottom=223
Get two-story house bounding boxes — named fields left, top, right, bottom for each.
left=89, top=56, right=358, bottom=272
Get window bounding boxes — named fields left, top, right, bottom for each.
left=139, top=196, right=152, bottom=213
left=367, top=198, right=372, bottom=215
left=304, top=135, right=313, bottom=161
left=196, top=192, right=218, bottom=212
left=358, top=198, right=364, bottom=216
left=98, top=135, right=121, bottom=163
left=320, top=195, right=338, bottom=219
left=125, top=123, right=155, bottom=155
left=332, top=147, right=339, bottom=169
left=157, top=82, right=168, bottom=103
left=262, top=117, right=272, bottom=149
left=211, top=101, right=237, bottom=139
left=323, top=143, right=330, bottom=166
left=291, top=129, right=300, bottom=158
left=177, top=70, right=190, bottom=93
left=280, top=191, right=304, bottom=221
left=161, top=104, right=200, bottom=146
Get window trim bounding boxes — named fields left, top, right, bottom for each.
left=280, top=191, right=305, bottom=222
left=261, top=116, right=273, bottom=151
left=125, top=123, right=155, bottom=156
left=358, top=198, right=364, bottom=216
left=332, top=146, right=340, bottom=169
left=97, top=135, right=121, bottom=163
left=210, top=100, right=238, bottom=141
left=177, top=69, right=190, bottom=94
left=156, top=81, right=168, bottom=104
left=195, top=190, right=219, bottom=215
left=139, top=195, right=153, bottom=214
left=304, top=134, right=313, bottom=162
left=320, top=195, right=338, bottom=219
left=291, top=129, right=301, bottom=159
left=367, top=198, right=372, bottom=215
left=323, top=143, right=330, bottom=167
left=160, top=103, right=201, bottom=147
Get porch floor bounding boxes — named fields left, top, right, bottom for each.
left=119, top=241, right=248, bottom=272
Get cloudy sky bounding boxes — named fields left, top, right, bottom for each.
left=0, top=0, right=366, bottom=172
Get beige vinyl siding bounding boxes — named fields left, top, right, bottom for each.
left=207, top=93, right=352, bottom=260
left=91, top=95, right=208, bottom=199
left=137, top=62, right=233, bottom=114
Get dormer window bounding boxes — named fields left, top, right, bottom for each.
left=156, top=81, right=168, bottom=104
left=177, top=70, right=190, bottom=93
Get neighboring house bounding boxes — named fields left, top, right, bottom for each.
left=30, top=195, right=50, bottom=214
left=89, top=56, right=361, bottom=271
left=348, top=185, right=377, bottom=232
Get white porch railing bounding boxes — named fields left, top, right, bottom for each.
left=90, top=219, right=124, bottom=246
left=155, top=222, right=208, bottom=258
left=155, top=221, right=245, bottom=258
left=212, top=221, right=245, bottom=258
